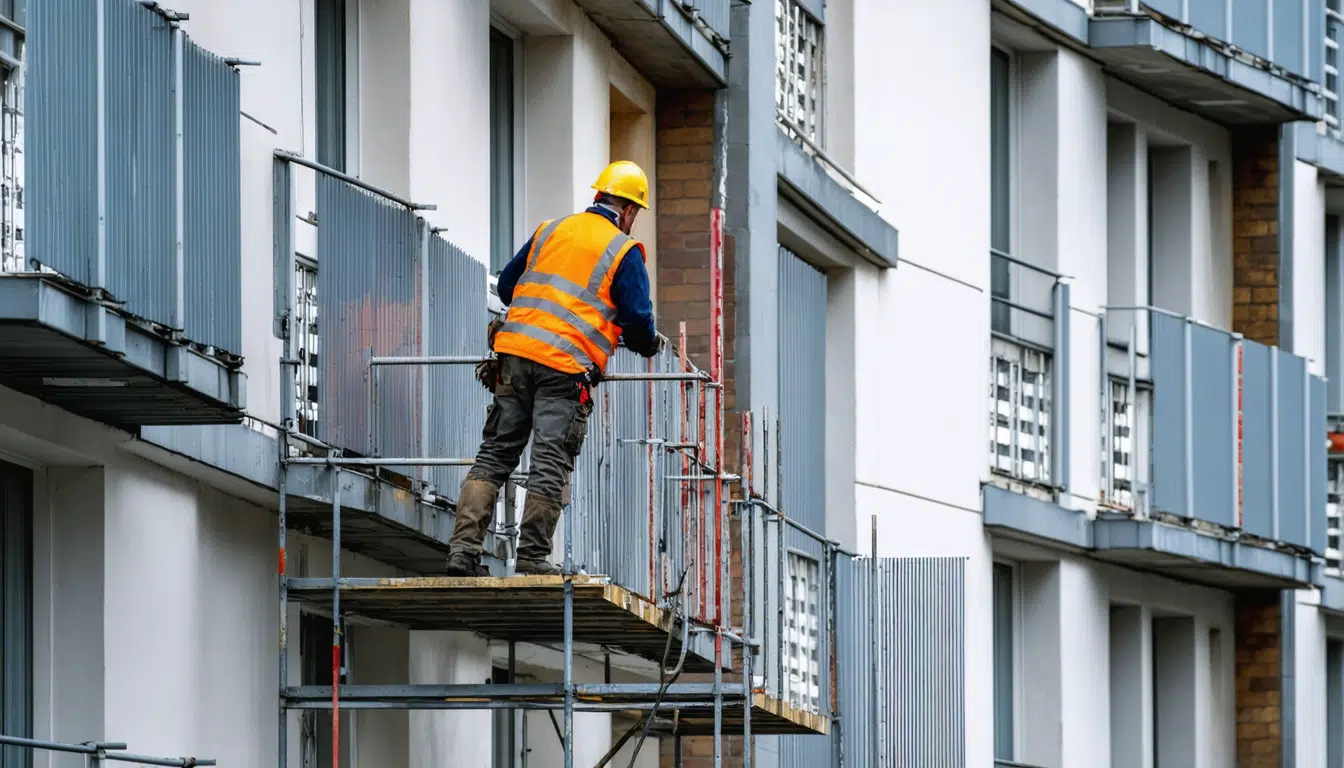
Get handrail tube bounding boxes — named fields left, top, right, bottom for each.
left=274, top=151, right=438, bottom=211
left=0, top=735, right=215, bottom=767
left=990, top=295, right=1055, bottom=321
left=775, top=112, right=882, bottom=205
left=603, top=372, right=712, bottom=382
left=990, top=330, right=1055, bottom=356
left=370, top=355, right=490, bottom=366
left=990, top=248, right=1070, bottom=280
left=1102, top=304, right=1246, bottom=338
left=284, top=457, right=474, bottom=467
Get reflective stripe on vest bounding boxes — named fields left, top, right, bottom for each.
left=494, top=213, right=639, bottom=374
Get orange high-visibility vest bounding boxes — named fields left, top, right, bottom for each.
left=493, top=212, right=642, bottom=375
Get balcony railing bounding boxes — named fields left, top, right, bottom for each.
left=989, top=250, right=1071, bottom=490
left=26, top=0, right=242, bottom=357
left=1101, top=306, right=1327, bottom=553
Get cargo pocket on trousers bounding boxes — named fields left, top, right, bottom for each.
left=562, top=393, right=594, bottom=457
left=482, top=402, right=502, bottom=439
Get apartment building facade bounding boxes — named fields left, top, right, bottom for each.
left=8, top=0, right=1344, bottom=766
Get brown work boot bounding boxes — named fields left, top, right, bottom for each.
left=445, top=478, right=499, bottom=577
left=515, top=493, right=563, bottom=576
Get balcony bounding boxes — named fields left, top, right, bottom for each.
left=1088, top=0, right=1321, bottom=124
left=987, top=303, right=1324, bottom=588
left=1, top=0, right=246, bottom=428
left=988, top=250, right=1071, bottom=495
left=568, top=0, right=728, bottom=87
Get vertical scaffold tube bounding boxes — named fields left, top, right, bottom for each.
left=563, top=482, right=575, bottom=768
left=332, top=469, right=343, bottom=764
left=278, top=463, right=289, bottom=768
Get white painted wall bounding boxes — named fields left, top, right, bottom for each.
left=1294, top=160, right=1328, bottom=374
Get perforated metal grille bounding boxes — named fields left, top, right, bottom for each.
left=990, top=342, right=1052, bottom=484
left=1108, top=379, right=1135, bottom=508
left=775, top=0, right=824, bottom=144
left=1329, top=459, right=1343, bottom=574
left=784, top=553, right=821, bottom=714
left=295, top=261, right=320, bottom=437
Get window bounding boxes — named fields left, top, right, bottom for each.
left=775, top=0, right=825, bottom=144
left=784, top=553, right=821, bottom=714
left=0, top=462, right=31, bottom=768
left=296, top=259, right=320, bottom=437
left=489, top=28, right=516, bottom=275
left=990, top=47, right=1011, bottom=334
left=315, top=0, right=350, bottom=172
left=992, top=563, right=1015, bottom=761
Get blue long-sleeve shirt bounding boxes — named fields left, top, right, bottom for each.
left=496, top=206, right=659, bottom=357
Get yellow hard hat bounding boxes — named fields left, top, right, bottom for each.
left=592, top=161, right=650, bottom=209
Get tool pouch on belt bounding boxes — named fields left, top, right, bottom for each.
left=476, top=318, right=505, bottom=391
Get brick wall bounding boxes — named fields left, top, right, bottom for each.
left=1232, top=126, right=1280, bottom=347
left=1235, top=592, right=1281, bottom=768
left=655, top=88, right=747, bottom=767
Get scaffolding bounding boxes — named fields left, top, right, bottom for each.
left=271, top=151, right=840, bottom=768
left=0, top=734, right=216, bottom=766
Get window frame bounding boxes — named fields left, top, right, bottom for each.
left=991, top=559, right=1021, bottom=762
left=314, top=0, right=360, bottom=175
left=488, top=19, right=524, bottom=276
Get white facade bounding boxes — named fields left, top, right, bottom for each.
left=4, top=0, right=664, bottom=764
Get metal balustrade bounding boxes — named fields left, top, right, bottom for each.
left=988, top=249, right=1071, bottom=490
left=1100, top=306, right=1327, bottom=553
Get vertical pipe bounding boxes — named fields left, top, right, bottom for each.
left=93, top=0, right=107, bottom=344
left=277, top=158, right=296, bottom=768
left=648, top=353, right=657, bottom=602
left=418, top=220, right=430, bottom=483
left=776, top=508, right=784, bottom=702
left=1273, top=351, right=1281, bottom=539
left=762, top=406, right=770, bottom=504
left=1183, top=319, right=1195, bottom=518
left=1233, top=334, right=1243, bottom=528
left=713, top=627, right=723, bottom=768
left=509, top=640, right=518, bottom=764
left=826, top=544, right=837, bottom=765
left=331, top=469, right=343, bottom=765
left=1051, top=281, right=1070, bottom=489
left=171, top=23, right=185, bottom=332
left=869, top=515, right=878, bottom=765
left=680, top=323, right=690, bottom=604
left=742, top=498, right=753, bottom=768
left=563, top=471, right=575, bottom=768
left=1100, top=314, right=1112, bottom=501
left=1306, top=362, right=1313, bottom=545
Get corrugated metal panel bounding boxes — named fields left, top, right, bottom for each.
left=1313, top=375, right=1328, bottom=556
left=183, top=39, right=242, bottom=354
left=879, top=556, right=965, bottom=767
left=1232, top=0, right=1271, bottom=61
left=1278, top=349, right=1309, bottom=549
left=1150, top=311, right=1189, bottom=516
left=104, top=0, right=173, bottom=325
left=27, top=0, right=98, bottom=285
left=424, top=234, right=487, bottom=498
left=1273, top=0, right=1307, bottom=77
left=778, top=246, right=826, bottom=533
left=1190, top=324, right=1235, bottom=527
left=1187, top=0, right=1228, bottom=42
left=316, top=174, right=422, bottom=469
left=835, top=554, right=873, bottom=768
left=1241, top=340, right=1275, bottom=539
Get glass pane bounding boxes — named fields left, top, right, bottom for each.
left=992, top=563, right=1014, bottom=760
left=489, top=30, right=515, bottom=275
left=990, top=49, right=1010, bottom=255
left=314, top=0, right=347, bottom=172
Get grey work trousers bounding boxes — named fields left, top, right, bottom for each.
left=466, top=353, right=594, bottom=503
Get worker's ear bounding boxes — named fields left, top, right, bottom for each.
left=619, top=203, right=639, bottom=234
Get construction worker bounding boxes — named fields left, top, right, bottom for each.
left=446, top=161, right=663, bottom=577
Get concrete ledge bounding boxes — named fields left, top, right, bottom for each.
left=1092, top=518, right=1317, bottom=589
left=994, top=0, right=1089, bottom=44
left=983, top=485, right=1093, bottom=550
left=1321, top=574, right=1344, bottom=615
left=1088, top=17, right=1321, bottom=124
left=985, top=485, right=1317, bottom=588
left=571, top=0, right=726, bottom=88
left=775, top=129, right=899, bottom=268
left=0, top=277, right=245, bottom=426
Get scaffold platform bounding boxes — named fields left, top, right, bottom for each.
left=288, top=575, right=718, bottom=672
left=281, top=682, right=829, bottom=736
